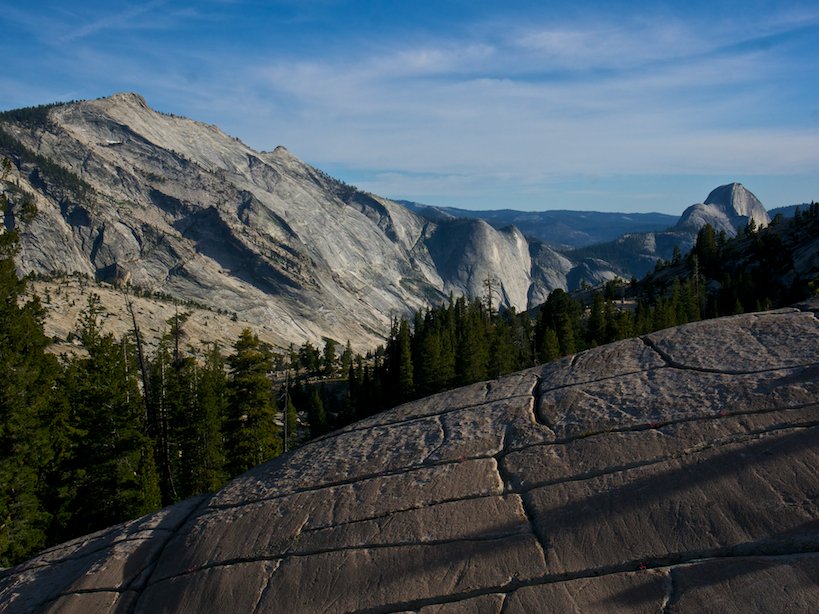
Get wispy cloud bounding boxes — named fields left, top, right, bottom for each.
left=226, top=7, right=817, bottom=210
left=57, top=0, right=169, bottom=44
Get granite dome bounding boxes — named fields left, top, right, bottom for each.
left=2, top=299, right=817, bottom=613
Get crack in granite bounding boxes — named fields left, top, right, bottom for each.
left=641, top=335, right=819, bottom=375
left=128, top=494, right=213, bottom=608
left=503, top=421, right=819, bottom=494
left=352, top=547, right=819, bottom=614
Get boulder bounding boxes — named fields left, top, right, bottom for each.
left=1, top=304, right=817, bottom=613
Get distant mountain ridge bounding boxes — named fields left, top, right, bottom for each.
left=398, top=200, right=678, bottom=248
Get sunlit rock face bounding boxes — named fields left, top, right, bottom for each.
left=2, top=299, right=817, bottom=613
left=1, top=93, right=575, bottom=349
left=677, top=182, right=770, bottom=236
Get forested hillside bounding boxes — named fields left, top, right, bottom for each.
left=350, top=204, right=818, bottom=416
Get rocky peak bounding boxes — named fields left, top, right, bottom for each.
left=704, top=182, right=768, bottom=222
left=676, top=182, right=770, bottom=236
left=102, top=91, right=150, bottom=110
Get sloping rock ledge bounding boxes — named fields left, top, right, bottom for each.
left=2, top=300, right=818, bottom=613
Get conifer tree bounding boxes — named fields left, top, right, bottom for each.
left=340, top=340, right=353, bottom=376
left=147, top=342, right=181, bottom=504
left=322, top=338, right=337, bottom=376
left=455, top=299, right=489, bottom=385
left=539, top=327, right=561, bottom=362
left=0, top=229, right=60, bottom=565
left=488, top=317, right=515, bottom=378
left=190, top=344, right=228, bottom=493
left=586, top=293, right=606, bottom=347
left=283, top=387, right=299, bottom=451
left=415, top=326, right=443, bottom=396
left=306, top=387, right=327, bottom=438
left=396, top=319, right=415, bottom=401
left=225, top=329, right=280, bottom=475
left=60, top=295, right=160, bottom=538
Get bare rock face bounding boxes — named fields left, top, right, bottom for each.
left=2, top=303, right=817, bottom=613
left=677, top=182, right=770, bottom=236
left=572, top=183, right=773, bottom=280
left=0, top=94, right=575, bottom=349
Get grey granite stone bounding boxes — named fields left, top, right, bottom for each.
left=2, top=309, right=817, bottom=613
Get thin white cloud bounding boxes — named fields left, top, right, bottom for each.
left=232, top=4, right=819, bottom=196
left=57, top=0, right=170, bottom=44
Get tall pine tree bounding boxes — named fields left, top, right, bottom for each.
left=0, top=226, right=60, bottom=566
left=59, top=295, right=160, bottom=539
left=225, top=329, right=280, bottom=475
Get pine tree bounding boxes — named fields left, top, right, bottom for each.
left=396, top=319, right=414, bottom=401
left=322, top=338, right=337, bottom=376
left=455, top=299, right=489, bottom=385
left=225, top=329, right=280, bottom=475
left=556, top=314, right=576, bottom=355
left=59, top=296, right=160, bottom=539
left=285, top=386, right=299, bottom=450
left=147, top=343, right=180, bottom=504
left=488, top=317, right=515, bottom=378
left=539, top=327, right=561, bottom=362
left=189, top=344, right=228, bottom=493
left=0, top=235, right=61, bottom=565
left=414, top=327, right=443, bottom=396
left=306, top=387, right=327, bottom=438
left=340, top=340, right=353, bottom=376
left=586, top=293, right=606, bottom=347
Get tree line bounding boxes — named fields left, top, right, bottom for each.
left=344, top=207, right=818, bottom=416
left=0, top=267, right=340, bottom=566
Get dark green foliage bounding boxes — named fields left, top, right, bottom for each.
left=307, top=387, right=328, bottom=438
left=146, top=339, right=228, bottom=503
left=297, top=341, right=321, bottom=375
left=191, top=345, right=229, bottom=492
left=322, top=338, right=337, bottom=376
left=0, top=251, right=60, bottom=566
left=284, top=393, right=299, bottom=451
left=0, top=102, right=67, bottom=129
left=144, top=313, right=226, bottom=503
left=395, top=319, right=415, bottom=399
left=58, top=295, right=161, bottom=539
left=535, top=289, right=581, bottom=357
left=455, top=299, right=489, bottom=385
left=225, top=329, right=280, bottom=475
left=414, top=324, right=445, bottom=396
left=340, top=340, right=354, bottom=375
left=1, top=171, right=68, bottom=565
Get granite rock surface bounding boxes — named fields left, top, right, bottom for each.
left=1, top=302, right=817, bottom=613
left=0, top=93, right=583, bottom=349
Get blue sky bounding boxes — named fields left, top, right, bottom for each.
left=1, top=0, right=817, bottom=214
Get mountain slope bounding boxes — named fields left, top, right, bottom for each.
left=1, top=95, right=791, bottom=349
left=0, top=94, right=574, bottom=348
